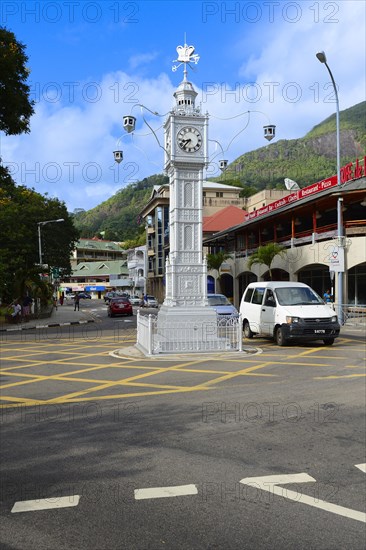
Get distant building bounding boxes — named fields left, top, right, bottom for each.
left=70, top=238, right=125, bottom=269
left=61, top=260, right=131, bottom=299
left=127, top=245, right=147, bottom=296
left=204, top=160, right=366, bottom=307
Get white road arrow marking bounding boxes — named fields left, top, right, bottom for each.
left=240, top=473, right=366, bottom=523
left=11, top=495, right=80, bottom=513
left=134, top=484, right=198, bottom=500
left=355, top=463, right=366, bottom=473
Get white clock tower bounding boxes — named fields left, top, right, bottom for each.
left=155, top=43, right=218, bottom=352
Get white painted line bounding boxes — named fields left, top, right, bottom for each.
left=11, top=495, right=80, bottom=513
left=240, top=473, right=366, bottom=523
left=355, top=463, right=366, bottom=473
left=134, top=484, right=198, bottom=500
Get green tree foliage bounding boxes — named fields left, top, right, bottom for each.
left=0, top=26, right=35, bottom=135
left=247, top=243, right=286, bottom=279
left=0, top=170, right=80, bottom=302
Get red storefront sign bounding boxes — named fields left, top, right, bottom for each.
left=245, top=157, right=366, bottom=221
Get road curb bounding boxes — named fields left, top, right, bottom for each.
left=0, top=319, right=95, bottom=333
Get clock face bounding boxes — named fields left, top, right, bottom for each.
left=177, top=126, right=202, bottom=153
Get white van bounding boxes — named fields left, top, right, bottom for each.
left=240, top=281, right=340, bottom=346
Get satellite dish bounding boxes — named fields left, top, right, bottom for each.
left=284, top=178, right=300, bottom=190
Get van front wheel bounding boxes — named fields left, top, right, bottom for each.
left=275, top=326, right=287, bottom=346
left=243, top=321, right=254, bottom=339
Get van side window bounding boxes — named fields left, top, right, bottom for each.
left=252, top=288, right=265, bottom=305
left=243, top=288, right=254, bottom=302
left=264, top=289, right=276, bottom=306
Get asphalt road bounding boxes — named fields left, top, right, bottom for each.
left=0, top=303, right=365, bottom=550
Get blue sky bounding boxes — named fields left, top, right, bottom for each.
left=1, top=0, right=365, bottom=211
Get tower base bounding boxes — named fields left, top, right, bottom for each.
left=155, top=305, right=227, bottom=353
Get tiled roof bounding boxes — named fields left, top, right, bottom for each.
left=76, top=239, right=123, bottom=252
left=72, top=260, right=128, bottom=277
left=203, top=205, right=247, bottom=233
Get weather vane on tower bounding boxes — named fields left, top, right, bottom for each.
left=172, top=36, right=200, bottom=78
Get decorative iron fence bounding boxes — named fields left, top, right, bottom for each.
left=136, top=310, right=243, bottom=355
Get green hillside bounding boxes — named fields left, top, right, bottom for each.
left=218, top=101, right=365, bottom=192
left=72, top=173, right=168, bottom=241
left=73, top=101, right=365, bottom=241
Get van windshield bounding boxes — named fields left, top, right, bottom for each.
left=275, top=287, right=323, bottom=306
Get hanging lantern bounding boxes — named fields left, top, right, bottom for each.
left=219, top=159, right=228, bottom=171
left=113, top=150, right=123, bottom=164
left=123, top=115, right=136, bottom=133
left=263, top=124, right=276, bottom=141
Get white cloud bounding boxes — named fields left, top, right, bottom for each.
left=128, top=51, right=159, bottom=70
left=2, top=1, right=365, bottom=212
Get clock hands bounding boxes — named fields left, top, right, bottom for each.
left=182, top=138, right=192, bottom=148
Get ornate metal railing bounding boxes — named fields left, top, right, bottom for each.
left=136, top=310, right=243, bottom=355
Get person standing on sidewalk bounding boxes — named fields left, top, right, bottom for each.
left=74, top=293, right=80, bottom=311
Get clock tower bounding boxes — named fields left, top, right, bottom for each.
left=156, top=43, right=218, bottom=352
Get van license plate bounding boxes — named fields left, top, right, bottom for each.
left=314, top=329, right=325, bottom=334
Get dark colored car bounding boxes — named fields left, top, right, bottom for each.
left=108, top=297, right=133, bottom=317
left=78, top=292, right=92, bottom=299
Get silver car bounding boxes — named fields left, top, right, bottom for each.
left=207, top=294, right=239, bottom=318
left=144, top=295, right=158, bottom=308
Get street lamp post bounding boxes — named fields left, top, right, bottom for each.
left=316, top=51, right=343, bottom=323
left=37, top=219, right=65, bottom=266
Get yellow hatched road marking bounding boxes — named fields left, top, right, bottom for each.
left=168, top=367, right=277, bottom=376
left=49, top=386, right=212, bottom=404
left=43, top=358, right=209, bottom=403
left=196, top=362, right=273, bottom=387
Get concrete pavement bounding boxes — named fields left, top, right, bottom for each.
left=0, top=303, right=95, bottom=332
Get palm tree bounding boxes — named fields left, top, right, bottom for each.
left=247, top=243, right=286, bottom=280
left=206, top=251, right=232, bottom=293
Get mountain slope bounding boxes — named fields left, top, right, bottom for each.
left=72, top=173, right=168, bottom=241
left=219, top=101, right=365, bottom=191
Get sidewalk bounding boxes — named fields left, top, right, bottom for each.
left=0, top=304, right=95, bottom=332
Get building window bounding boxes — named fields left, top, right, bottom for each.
left=216, top=192, right=223, bottom=198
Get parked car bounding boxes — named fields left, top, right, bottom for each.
left=144, top=295, right=158, bottom=308
left=108, top=297, right=133, bottom=317
left=207, top=294, right=239, bottom=318
left=78, top=292, right=91, bottom=299
left=240, top=281, right=340, bottom=346
left=65, top=293, right=75, bottom=301
left=129, top=295, right=143, bottom=306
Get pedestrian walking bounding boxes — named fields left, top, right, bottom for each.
left=323, top=289, right=332, bottom=303
left=22, top=295, right=32, bottom=321
left=74, top=293, right=80, bottom=311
